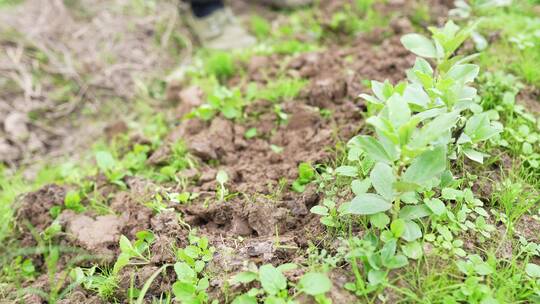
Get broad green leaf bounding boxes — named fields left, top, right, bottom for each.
left=399, top=205, right=431, bottom=220
left=353, top=135, right=396, bottom=164
left=172, top=281, right=196, bottom=299
left=368, top=269, right=386, bottom=285
left=352, top=179, right=371, bottom=195
left=391, top=219, right=406, bottom=237
left=95, top=151, right=115, bottom=172
left=359, top=93, right=382, bottom=104
left=265, top=296, right=286, bottom=304
left=464, top=113, right=502, bottom=143
left=335, top=166, right=358, bottom=177
left=387, top=94, right=411, bottom=127
left=407, top=58, right=434, bottom=85
left=393, top=181, right=421, bottom=192
left=276, top=263, right=297, bottom=272
left=402, top=241, right=423, bottom=259
left=381, top=239, right=398, bottom=262
left=310, top=206, right=329, bottom=216
left=298, top=273, right=332, bottom=296
left=398, top=118, right=420, bottom=147
left=370, top=212, right=390, bottom=229
left=386, top=254, right=409, bottom=269
left=297, top=162, right=315, bottom=182
left=197, top=277, right=209, bottom=291
left=402, top=84, right=430, bottom=108
left=425, top=199, right=446, bottom=216
left=402, top=146, right=447, bottom=186
left=370, top=163, right=396, bottom=200
left=402, top=221, right=422, bottom=242
left=174, top=262, right=196, bottom=281
left=463, top=148, right=484, bottom=164
left=348, top=193, right=392, bottom=215
left=414, top=111, right=459, bottom=148
left=526, top=263, right=540, bottom=278
left=441, top=188, right=463, bottom=200
left=232, top=295, right=258, bottom=304
left=258, top=264, right=287, bottom=295
left=231, top=272, right=258, bottom=284
left=447, top=64, right=479, bottom=83
left=119, top=235, right=133, bottom=254
left=113, top=253, right=130, bottom=274
left=371, top=81, right=385, bottom=101
left=401, top=34, right=438, bottom=58
left=413, top=108, right=447, bottom=122
left=474, top=263, right=494, bottom=276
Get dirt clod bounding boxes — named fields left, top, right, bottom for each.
left=59, top=210, right=124, bottom=257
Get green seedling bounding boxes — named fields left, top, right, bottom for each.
left=216, top=170, right=229, bottom=202
left=145, top=193, right=172, bottom=214
left=204, top=51, right=235, bottom=82
left=310, top=198, right=340, bottom=227
left=95, top=150, right=126, bottom=188
left=168, top=191, right=198, bottom=204
left=270, top=144, right=284, bottom=154
left=292, top=162, right=316, bottom=193
left=273, top=104, right=289, bottom=125
left=344, top=234, right=408, bottom=295
left=64, top=190, right=85, bottom=213
left=244, top=127, right=258, bottom=139
left=172, top=232, right=216, bottom=304
left=231, top=263, right=332, bottom=303
left=74, top=231, right=156, bottom=300
left=191, top=86, right=244, bottom=121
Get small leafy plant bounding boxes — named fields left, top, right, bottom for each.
left=73, top=231, right=156, bottom=300
left=171, top=232, right=216, bottom=304
left=216, top=170, right=229, bottom=202
left=311, top=20, right=503, bottom=294
left=292, top=162, right=316, bottom=193
left=230, top=263, right=332, bottom=304
left=64, top=190, right=85, bottom=213
left=191, top=86, right=245, bottom=121
left=95, top=150, right=126, bottom=188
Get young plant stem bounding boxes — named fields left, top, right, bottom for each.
left=393, top=164, right=405, bottom=220
left=135, top=264, right=171, bottom=304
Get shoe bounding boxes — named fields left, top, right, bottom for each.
left=260, top=0, right=313, bottom=9
left=185, top=8, right=256, bottom=50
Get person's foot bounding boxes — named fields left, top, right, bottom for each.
left=260, top=0, right=313, bottom=9
left=186, top=8, right=256, bottom=50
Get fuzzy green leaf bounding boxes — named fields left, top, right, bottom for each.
left=259, top=264, right=287, bottom=295
left=348, top=193, right=392, bottom=215
left=402, top=221, right=422, bottom=242
left=298, top=272, right=332, bottom=296
left=370, top=162, right=396, bottom=200
left=401, top=34, right=438, bottom=58
left=353, top=135, right=396, bottom=164
left=526, top=263, right=540, bottom=278
left=447, top=64, right=479, bottom=83
left=402, top=146, right=447, bottom=186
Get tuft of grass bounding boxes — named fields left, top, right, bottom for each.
left=250, top=15, right=271, bottom=40
left=247, top=77, right=307, bottom=103
left=204, top=51, right=235, bottom=81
